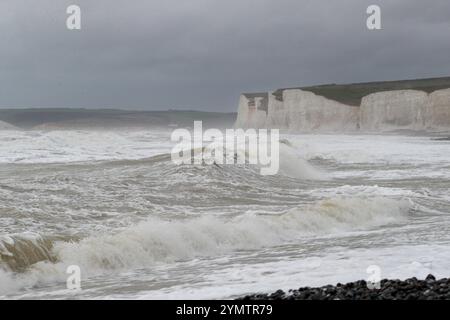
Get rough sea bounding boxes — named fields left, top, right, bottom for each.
left=0, top=129, right=449, bottom=299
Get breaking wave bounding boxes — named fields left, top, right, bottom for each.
left=51, top=197, right=409, bottom=270
left=0, top=196, right=411, bottom=294
left=99, top=139, right=327, bottom=181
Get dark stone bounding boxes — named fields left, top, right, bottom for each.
left=237, top=275, right=450, bottom=301
left=426, top=274, right=436, bottom=282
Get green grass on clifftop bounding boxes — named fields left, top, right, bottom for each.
left=272, top=76, right=450, bottom=106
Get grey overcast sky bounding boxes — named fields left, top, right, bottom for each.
left=1, top=0, right=450, bottom=111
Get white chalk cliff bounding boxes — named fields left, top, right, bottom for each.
left=283, top=90, right=359, bottom=132
left=360, top=90, right=428, bottom=131
left=235, top=87, right=450, bottom=132
left=426, top=89, right=450, bottom=130
left=235, top=93, right=268, bottom=129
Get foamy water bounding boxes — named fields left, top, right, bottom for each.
left=0, top=130, right=449, bottom=299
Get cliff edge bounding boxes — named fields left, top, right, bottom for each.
left=235, top=77, right=450, bottom=132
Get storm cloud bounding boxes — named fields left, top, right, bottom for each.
left=1, top=0, right=450, bottom=111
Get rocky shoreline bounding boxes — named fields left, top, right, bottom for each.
left=239, top=275, right=450, bottom=300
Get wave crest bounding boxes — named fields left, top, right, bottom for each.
left=0, top=196, right=412, bottom=296
left=0, top=233, right=55, bottom=272
left=40, top=196, right=410, bottom=273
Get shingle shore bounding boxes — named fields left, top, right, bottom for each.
left=239, top=275, right=450, bottom=300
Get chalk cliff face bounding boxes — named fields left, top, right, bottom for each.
left=426, top=89, right=450, bottom=130
left=283, top=89, right=359, bottom=132
left=235, top=89, right=359, bottom=132
left=360, top=90, right=428, bottom=131
left=266, top=92, right=287, bottom=129
left=234, top=95, right=250, bottom=128
left=235, top=86, right=450, bottom=132
left=235, top=93, right=267, bottom=129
